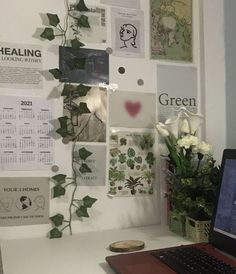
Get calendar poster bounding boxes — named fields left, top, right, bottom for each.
left=0, top=95, right=55, bottom=170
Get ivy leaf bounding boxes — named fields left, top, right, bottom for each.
left=79, top=147, right=92, bottom=160
left=70, top=38, right=85, bottom=49
left=56, top=116, right=70, bottom=137
left=49, top=68, right=63, bottom=80
left=51, top=174, right=67, bottom=185
left=49, top=228, right=63, bottom=239
left=56, top=127, right=70, bottom=138
left=76, top=206, right=89, bottom=218
left=78, top=102, right=91, bottom=114
left=53, top=185, right=66, bottom=198
left=75, top=84, right=91, bottom=97
left=40, top=27, right=55, bottom=41
left=75, top=0, right=90, bottom=12
left=79, top=163, right=92, bottom=173
left=77, top=15, right=90, bottom=28
left=83, top=195, right=97, bottom=208
left=61, top=84, right=76, bottom=97
left=47, top=13, right=60, bottom=27
left=50, top=214, right=64, bottom=227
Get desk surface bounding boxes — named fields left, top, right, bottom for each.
left=0, top=225, right=192, bottom=274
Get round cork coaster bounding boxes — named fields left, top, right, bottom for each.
left=109, top=240, right=145, bottom=253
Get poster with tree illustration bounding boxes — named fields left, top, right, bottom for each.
left=108, top=129, right=156, bottom=196
left=150, top=0, right=192, bottom=62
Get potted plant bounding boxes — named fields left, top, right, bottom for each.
left=156, top=107, right=220, bottom=241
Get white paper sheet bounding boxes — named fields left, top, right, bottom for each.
left=0, top=42, right=43, bottom=89
left=0, top=95, right=55, bottom=170
left=111, top=8, right=144, bottom=58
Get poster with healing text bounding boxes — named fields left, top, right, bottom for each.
left=0, top=95, right=55, bottom=170
left=0, top=42, right=43, bottom=89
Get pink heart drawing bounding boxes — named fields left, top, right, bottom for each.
left=124, top=101, right=142, bottom=117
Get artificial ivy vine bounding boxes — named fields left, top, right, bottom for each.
left=39, top=0, right=97, bottom=238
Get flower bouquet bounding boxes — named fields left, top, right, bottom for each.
left=156, top=108, right=220, bottom=222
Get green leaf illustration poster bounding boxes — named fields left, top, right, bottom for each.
left=108, top=129, right=156, bottom=197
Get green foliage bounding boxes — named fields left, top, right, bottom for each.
left=47, top=13, right=60, bottom=27
left=40, top=27, right=55, bottom=41
left=53, top=185, right=66, bottom=198
left=127, top=148, right=135, bottom=158
left=83, top=195, right=97, bottom=208
left=79, top=163, right=92, bottom=173
left=145, top=152, right=155, bottom=168
left=139, top=133, right=155, bottom=150
left=49, top=228, right=63, bottom=239
left=76, top=206, right=89, bottom=218
left=70, top=38, right=85, bottom=49
left=75, top=0, right=90, bottom=12
left=77, top=14, right=90, bottom=28
left=50, top=214, right=64, bottom=227
left=49, top=68, right=62, bottom=80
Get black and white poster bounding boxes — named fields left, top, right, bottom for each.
left=111, top=8, right=144, bottom=58
left=59, top=46, right=109, bottom=85
left=0, top=42, right=43, bottom=89
left=0, top=177, right=49, bottom=226
left=0, top=95, right=55, bottom=170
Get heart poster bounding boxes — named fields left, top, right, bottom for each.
left=109, top=91, right=156, bottom=128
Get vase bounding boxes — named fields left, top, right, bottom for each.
left=185, top=216, right=211, bottom=242
left=169, top=211, right=186, bottom=237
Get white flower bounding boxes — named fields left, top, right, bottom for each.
left=197, top=141, right=213, bottom=155
left=177, top=135, right=199, bottom=149
left=179, top=107, right=203, bottom=134
left=156, top=122, right=170, bottom=137
left=180, top=118, right=190, bottom=134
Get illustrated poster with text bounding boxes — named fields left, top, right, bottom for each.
left=157, top=65, right=198, bottom=122
left=0, top=42, right=43, bottom=89
left=0, top=95, right=55, bottom=170
left=108, top=129, right=155, bottom=197
left=0, top=177, right=49, bottom=226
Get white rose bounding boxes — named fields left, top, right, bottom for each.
left=197, top=141, right=213, bottom=155
left=177, top=135, right=199, bottom=149
left=156, top=123, right=170, bottom=137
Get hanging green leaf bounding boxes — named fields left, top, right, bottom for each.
left=79, top=147, right=92, bottom=160
left=61, top=84, right=76, bottom=97
left=79, top=163, right=92, bottom=173
left=76, top=206, right=89, bottom=218
left=78, top=102, right=91, bottom=114
left=40, top=27, right=55, bottom=41
left=83, top=195, right=97, bottom=208
left=75, top=0, right=89, bottom=12
left=51, top=174, right=67, bottom=185
left=75, top=84, right=91, bottom=96
left=71, top=38, right=85, bottom=49
left=47, top=13, right=60, bottom=27
left=77, top=15, right=90, bottom=28
left=49, top=228, right=63, bottom=239
left=49, top=68, right=63, bottom=79
left=56, top=116, right=70, bottom=138
left=50, top=214, right=64, bottom=227
left=53, top=185, right=66, bottom=198
left=56, top=127, right=70, bottom=138
left=58, top=116, right=69, bottom=128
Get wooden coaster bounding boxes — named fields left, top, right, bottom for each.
left=109, top=240, right=145, bottom=253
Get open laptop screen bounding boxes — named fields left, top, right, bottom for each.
left=213, top=159, right=236, bottom=239
left=210, top=149, right=236, bottom=256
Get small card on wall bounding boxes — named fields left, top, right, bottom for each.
left=109, top=91, right=156, bottom=128
left=73, top=144, right=106, bottom=186
left=0, top=177, right=49, bottom=226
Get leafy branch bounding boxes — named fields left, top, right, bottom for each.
left=40, top=0, right=90, bottom=47
left=49, top=146, right=97, bottom=239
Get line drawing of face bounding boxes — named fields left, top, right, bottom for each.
left=119, top=23, right=137, bottom=49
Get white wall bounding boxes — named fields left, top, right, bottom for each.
left=0, top=0, right=226, bottom=239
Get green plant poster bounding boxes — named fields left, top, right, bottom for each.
left=108, top=129, right=156, bottom=197
left=150, top=0, right=192, bottom=62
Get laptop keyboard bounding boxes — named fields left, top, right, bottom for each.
left=152, top=246, right=236, bottom=274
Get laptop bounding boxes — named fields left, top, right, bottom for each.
left=106, top=149, right=236, bottom=274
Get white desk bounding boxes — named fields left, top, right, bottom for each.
left=0, top=225, right=193, bottom=274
